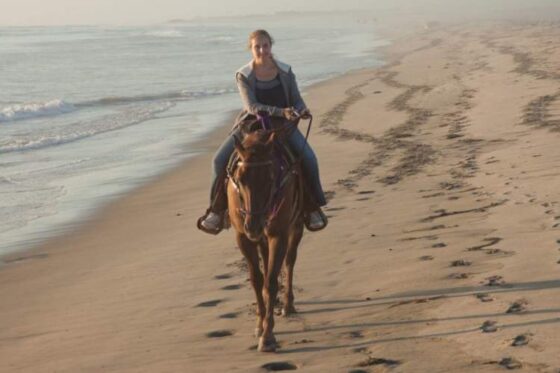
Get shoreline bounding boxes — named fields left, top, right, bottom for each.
left=0, top=47, right=391, bottom=263
left=3, top=18, right=560, bottom=372
left=0, top=113, right=234, bottom=263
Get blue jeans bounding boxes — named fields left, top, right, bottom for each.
left=210, top=127, right=327, bottom=209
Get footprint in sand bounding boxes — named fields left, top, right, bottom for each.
left=506, top=299, right=528, bottom=314
left=261, top=361, right=298, bottom=371
left=420, top=255, right=434, bottom=261
left=486, top=248, right=504, bottom=255
left=467, top=237, right=502, bottom=251
left=484, top=275, right=505, bottom=287
left=512, top=334, right=532, bottom=347
left=219, top=312, right=239, bottom=319
left=214, top=273, right=233, bottom=280
left=475, top=293, right=494, bottom=302
left=196, top=299, right=223, bottom=307
left=206, top=330, right=234, bottom=338
left=451, top=259, right=471, bottom=267
left=221, top=284, right=242, bottom=291
left=432, top=242, right=447, bottom=248
left=357, top=190, right=376, bottom=195
left=498, top=357, right=523, bottom=370
left=355, top=357, right=401, bottom=369
left=344, top=330, right=364, bottom=339
left=481, top=320, right=499, bottom=333
left=291, top=339, right=314, bottom=345
left=448, top=273, right=469, bottom=279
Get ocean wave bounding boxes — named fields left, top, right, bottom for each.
left=78, top=88, right=237, bottom=107
left=0, top=176, right=16, bottom=185
left=0, top=102, right=175, bottom=154
left=1, top=88, right=236, bottom=123
left=0, top=99, right=76, bottom=122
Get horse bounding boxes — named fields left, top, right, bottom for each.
left=227, top=128, right=305, bottom=352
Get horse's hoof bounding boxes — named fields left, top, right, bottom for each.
left=281, top=305, right=297, bottom=317
left=258, top=336, right=277, bottom=352
left=254, top=327, right=263, bottom=338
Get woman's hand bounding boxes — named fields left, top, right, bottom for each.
left=283, top=107, right=300, bottom=121
left=300, top=108, right=311, bottom=119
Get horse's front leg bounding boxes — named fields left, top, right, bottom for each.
left=259, top=235, right=287, bottom=352
left=236, top=233, right=265, bottom=338
left=282, top=225, right=303, bottom=317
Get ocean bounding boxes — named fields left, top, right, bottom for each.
left=0, top=13, right=387, bottom=255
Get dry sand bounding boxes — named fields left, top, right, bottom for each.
left=2, top=19, right=560, bottom=373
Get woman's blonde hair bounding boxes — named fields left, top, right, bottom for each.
left=247, top=29, right=274, bottom=49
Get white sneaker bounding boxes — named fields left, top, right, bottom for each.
left=308, top=210, right=327, bottom=230
left=201, top=212, right=222, bottom=231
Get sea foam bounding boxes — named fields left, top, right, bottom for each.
left=0, top=102, right=174, bottom=153
left=0, top=99, right=76, bottom=122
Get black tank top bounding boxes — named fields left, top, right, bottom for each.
left=255, top=75, right=287, bottom=108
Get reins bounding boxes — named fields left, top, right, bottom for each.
left=229, top=112, right=312, bottom=223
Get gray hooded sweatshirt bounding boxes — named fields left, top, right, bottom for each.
left=234, top=59, right=307, bottom=127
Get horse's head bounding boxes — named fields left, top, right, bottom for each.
left=233, top=130, right=276, bottom=241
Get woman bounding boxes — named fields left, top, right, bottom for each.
left=198, top=29, right=327, bottom=234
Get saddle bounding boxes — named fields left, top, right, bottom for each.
left=197, top=113, right=317, bottom=235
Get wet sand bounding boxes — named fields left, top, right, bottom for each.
left=2, top=19, right=560, bottom=373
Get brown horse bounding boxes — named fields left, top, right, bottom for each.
left=227, top=129, right=304, bottom=352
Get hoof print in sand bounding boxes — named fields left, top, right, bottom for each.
left=481, top=320, right=499, bottom=333
left=432, top=242, right=447, bottom=248
left=484, top=275, right=505, bottom=286
left=345, top=331, right=364, bottom=339
left=214, top=273, right=233, bottom=280
left=420, top=255, right=434, bottom=261
left=349, top=370, right=369, bottom=373
left=506, top=300, right=528, bottom=314
left=499, top=357, right=523, bottom=370
left=475, top=293, right=494, bottom=302
left=511, top=334, right=532, bottom=347
left=206, top=330, right=233, bottom=338
left=219, top=312, right=239, bottom=319
left=451, top=259, right=471, bottom=267
left=356, top=357, right=401, bottom=368
left=291, top=339, right=314, bottom=345
left=221, top=284, right=242, bottom=291
left=261, top=361, right=298, bottom=371
left=448, top=272, right=469, bottom=279
left=196, top=299, right=222, bottom=307
left=357, top=190, right=376, bottom=195
left=467, top=237, right=502, bottom=251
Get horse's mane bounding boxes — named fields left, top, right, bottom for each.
left=240, top=130, right=273, bottom=157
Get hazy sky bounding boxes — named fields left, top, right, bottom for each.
left=2, top=0, right=559, bottom=26
left=1, top=0, right=385, bottom=26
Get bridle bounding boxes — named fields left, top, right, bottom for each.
left=229, top=158, right=276, bottom=218
left=228, top=112, right=313, bottom=222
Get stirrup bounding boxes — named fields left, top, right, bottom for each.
left=196, top=209, right=224, bottom=235
left=304, top=209, right=328, bottom=232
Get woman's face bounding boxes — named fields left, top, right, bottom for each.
left=250, top=35, right=272, bottom=62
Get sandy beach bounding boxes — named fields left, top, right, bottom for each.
left=2, top=17, right=560, bottom=373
